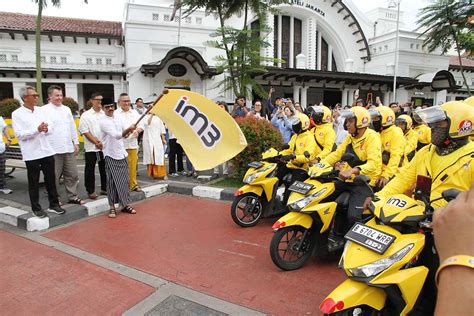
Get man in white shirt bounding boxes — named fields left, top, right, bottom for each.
left=115, top=93, right=143, bottom=192
left=12, top=86, right=65, bottom=218
left=99, top=98, right=136, bottom=218
left=0, top=116, right=13, bottom=194
left=43, top=85, right=84, bottom=205
left=78, top=92, right=107, bottom=199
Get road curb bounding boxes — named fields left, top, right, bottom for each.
left=0, top=182, right=236, bottom=231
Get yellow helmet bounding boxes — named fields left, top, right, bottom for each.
left=340, top=106, right=371, bottom=129
left=290, top=112, right=311, bottom=133
left=464, top=96, right=474, bottom=107
left=395, top=114, right=413, bottom=131
left=369, top=106, right=395, bottom=127
left=416, top=101, right=474, bottom=138
left=311, top=105, right=332, bottom=124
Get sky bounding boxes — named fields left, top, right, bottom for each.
left=0, top=0, right=430, bottom=30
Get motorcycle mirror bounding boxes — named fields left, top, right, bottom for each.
left=415, top=175, right=432, bottom=198
left=340, top=153, right=355, bottom=163
left=442, top=188, right=461, bottom=202
left=304, top=151, right=310, bottom=158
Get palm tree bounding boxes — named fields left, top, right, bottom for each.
left=33, top=0, right=88, bottom=104
left=417, top=0, right=474, bottom=95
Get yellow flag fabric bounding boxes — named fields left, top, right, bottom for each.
left=150, top=89, right=247, bottom=171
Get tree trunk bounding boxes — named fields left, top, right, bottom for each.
left=36, top=0, right=44, bottom=105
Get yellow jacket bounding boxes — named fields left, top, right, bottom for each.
left=280, top=130, right=318, bottom=170
left=380, top=125, right=406, bottom=179
left=322, top=128, right=382, bottom=186
left=378, top=142, right=474, bottom=208
left=414, top=124, right=431, bottom=149
left=404, top=129, right=418, bottom=162
left=310, top=123, right=336, bottom=160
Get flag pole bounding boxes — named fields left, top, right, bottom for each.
left=134, top=89, right=169, bottom=126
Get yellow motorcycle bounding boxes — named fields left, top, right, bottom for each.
left=231, top=147, right=296, bottom=227
left=269, top=154, right=371, bottom=271
left=320, top=180, right=460, bottom=315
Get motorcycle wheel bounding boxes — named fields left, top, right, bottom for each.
left=230, top=193, right=263, bottom=227
left=270, top=226, right=314, bottom=271
left=326, top=306, right=390, bottom=316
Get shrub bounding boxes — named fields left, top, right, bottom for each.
left=63, top=97, right=79, bottom=115
left=231, top=117, right=283, bottom=180
left=0, top=98, right=21, bottom=118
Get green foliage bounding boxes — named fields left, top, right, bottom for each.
left=416, top=0, right=473, bottom=94
left=0, top=98, right=21, bottom=118
left=231, top=117, right=283, bottom=180
left=62, top=97, right=79, bottom=115
left=458, top=32, right=474, bottom=56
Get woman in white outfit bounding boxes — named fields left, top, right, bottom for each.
left=143, top=113, right=167, bottom=179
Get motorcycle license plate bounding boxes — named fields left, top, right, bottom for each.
left=248, top=161, right=264, bottom=169
left=288, top=181, right=314, bottom=195
left=345, top=223, right=395, bottom=254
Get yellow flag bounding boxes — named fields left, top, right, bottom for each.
left=150, top=89, right=247, bottom=171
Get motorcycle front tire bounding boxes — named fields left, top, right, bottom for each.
left=270, top=226, right=315, bottom=271
left=230, top=192, right=264, bottom=227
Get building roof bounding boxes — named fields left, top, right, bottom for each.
left=0, top=11, right=122, bottom=37
left=449, top=55, right=474, bottom=71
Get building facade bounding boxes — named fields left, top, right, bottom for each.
left=0, top=0, right=472, bottom=110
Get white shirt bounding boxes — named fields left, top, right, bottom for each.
left=99, top=114, right=128, bottom=160
left=43, top=103, right=79, bottom=154
left=0, top=117, right=6, bottom=154
left=78, top=108, right=104, bottom=152
left=115, top=107, right=142, bottom=150
left=12, top=106, right=56, bottom=161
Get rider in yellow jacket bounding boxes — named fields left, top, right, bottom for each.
left=463, top=96, right=474, bottom=141
left=395, top=114, right=419, bottom=162
left=278, top=113, right=317, bottom=204
left=412, top=108, right=432, bottom=150
left=375, top=101, right=474, bottom=209
left=309, top=105, right=336, bottom=162
left=369, top=106, right=406, bottom=188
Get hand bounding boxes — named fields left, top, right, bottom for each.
left=363, top=196, right=373, bottom=210
left=281, top=154, right=296, bottom=162
left=376, top=177, right=389, bottom=188
left=339, top=168, right=357, bottom=180
left=334, top=161, right=346, bottom=172
left=95, top=141, right=103, bottom=150
left=38, top=122, right=48, bottom=133
left=162, top=140, right=167, bottom=145
left=74, top=144, right=79, bottom=156
left=132, top=130, right=139, bottom=138
left=433, top=186, right=474, bottom=263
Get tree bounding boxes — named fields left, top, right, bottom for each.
left=33, top=0, right=88, bottom=105
left=416, top=0, right=474, bottom=95
left=182, top=0, right=289, bottom=99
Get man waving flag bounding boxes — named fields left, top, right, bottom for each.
left=150, top=89, right=247, bottom=171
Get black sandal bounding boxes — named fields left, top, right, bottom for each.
left=69, top=197, right=85, bottom=205
left=108, top=209, right=117, bottom=218
left=122, top=205, right=136, bottom=214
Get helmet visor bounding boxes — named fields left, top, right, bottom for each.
left=414, top=106, right=447, bottom=125
left=395, top=117, right=408, bottom=127
left=369, top=108, right=381, bottom=119
left=340, top=109, right=355, bottom=120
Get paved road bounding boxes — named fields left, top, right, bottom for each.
left=2, top=193, right=344, bottom=315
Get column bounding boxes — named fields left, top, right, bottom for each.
left=246, top=84, right=253, bottom=108
left=383, top=91, right=391, bottom=105
left=327, top=44, right=333, bottom=71
left=265, top=12, right=275, bottom=67
left=277, top=15, right=282, bottom=68
left=435, top=90, right=447, bottom=105
left=113, top=83, right=122, bottom=101
left=293, top=85, right=301, bottom=103
left=342, top=89, right=349, bottom=106
left=301, top=86, right=309, bottom=108
left=12, top=82, right=27, bottom=101
left=317, top=30, right=322, bottom=70
left=307, top=17, right=316, bottom=70
left=64, top=82, right=78, bottom=102
left=289, top=16, right=294, bottom=68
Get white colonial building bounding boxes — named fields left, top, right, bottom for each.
left=0, top=0, right=472, bottom=109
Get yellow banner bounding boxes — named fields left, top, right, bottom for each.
left=150, top=89, right=247, bottom=170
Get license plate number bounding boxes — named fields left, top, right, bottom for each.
left=345, top=223, right=395, bottom=254
left=288, top=181, right=314, bottom=195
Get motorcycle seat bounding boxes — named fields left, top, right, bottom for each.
left=335, top=192, right=350, bottom=209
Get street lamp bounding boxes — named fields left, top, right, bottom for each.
left=388, top=0, right=401, bottom=103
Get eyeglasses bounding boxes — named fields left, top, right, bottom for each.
left=27, top=94, right=39, bottom=98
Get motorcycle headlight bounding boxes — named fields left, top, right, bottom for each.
left=243, top=165, right=274, bottom=184
left=287, top=187, right=328, bottom=211
left=349, top=243, right=414, bottom=278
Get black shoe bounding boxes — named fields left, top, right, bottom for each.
left=32, top=209, right=47, bottom=218
left=328, top=234, right=345, bottom=252
left=48, top=206, right=66, bottom=215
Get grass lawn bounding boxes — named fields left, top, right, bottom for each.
left=211, top=177, right=243, bottom=188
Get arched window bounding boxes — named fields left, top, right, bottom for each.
left=273, top=15, right=302, bottom=68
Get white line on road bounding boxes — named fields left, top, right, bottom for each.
left=232, top=240, right=263, bottom=247
left=217, top=249, right=255, bottom=259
